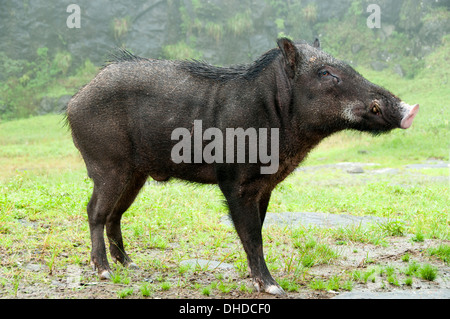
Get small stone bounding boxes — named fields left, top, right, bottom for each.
left=347, top=166, right=364, bottom=174
left=25, top=263, right=42, bottom=272
left=371, top=168, right=399, bottom=175
left=180, top=259, right=234, bottom=271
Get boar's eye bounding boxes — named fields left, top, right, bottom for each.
left=318, top=70, right=330, bottom=77
left=318, top=68, right=340, bottom=84
left=371, top=102, right=382, bottom=116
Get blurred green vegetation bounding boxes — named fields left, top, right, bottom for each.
left=0, top=0, right=448, bottom=121
left=0, top=49, right=97, bottom=120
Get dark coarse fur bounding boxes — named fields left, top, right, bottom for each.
left=66, top=38, right=414, bottom=295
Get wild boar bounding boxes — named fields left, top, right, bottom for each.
left=66, top=38, right=419, bottom=295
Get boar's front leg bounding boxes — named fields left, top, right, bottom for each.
left=221, top=184, right=285, bottom=296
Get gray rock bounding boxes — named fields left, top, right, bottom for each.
left=296, top=162, right=379, bottom=173
left=371, top=61, right=389, bottom=71
left=180, top=259, right=234, bottom=271
left=18, top=218, right=38, bottom=228
left=25, top=263, right=43, bottom=272
left=370, top=168, right=400, bottom=175
left=346, top=166, right=364, bottom=174
left=406, top=162, right=450, bottom=169
left=393, top=64, right=404, bottom=77
left=38, top=96, right=57, bottom=115
left=351, top=44, right=361, bottom=54
left=51, top=280, right=66, bottom=288
left=419, top=14, right=450, bottom=48
left=56, top=95, right=73, bottom=113
left=335, top=162, right=379, bottom=169
left=221, top=212, right=387, bottom=229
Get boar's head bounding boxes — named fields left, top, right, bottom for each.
left=276, top=38, right=419, bottom=135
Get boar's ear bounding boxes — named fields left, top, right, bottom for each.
left=313, top=38, right=320, bottom=48
left=277, top=38, right=300, bottom=79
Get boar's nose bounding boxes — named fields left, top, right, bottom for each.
left=400, top=103, right=419, bottom=129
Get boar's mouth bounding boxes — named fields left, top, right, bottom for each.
left=399, top=103, right=420, bottom=129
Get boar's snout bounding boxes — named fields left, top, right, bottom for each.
left=399, top=103, right=419, bottom=129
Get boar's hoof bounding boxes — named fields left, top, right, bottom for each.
left=99, top=270, right=112, bottom=280
left=253, top=280, right=286, bottom=296
left=265, top=284, right=286, bottom=296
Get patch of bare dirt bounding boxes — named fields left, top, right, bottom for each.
left=2, top=236, right=448, bottom=299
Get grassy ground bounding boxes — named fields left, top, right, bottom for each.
left=0, top=59, right=448, bottom=298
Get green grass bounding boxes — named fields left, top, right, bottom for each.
left=111, top=264, right=131, bottom=284
left=293, top=237, right=339, bottom=268
left=140, top=283, right=153, bottom=297
left=403, top=261, right=439, bottom=282
left=201, top=286, right=211, bottom=296
left=428, top=244, right=450, bottom=264
left=160, top=282, right=171, bottom=291
left=308, top=275, right=353, bottom=292
left=418, top=264, right=438, bottom=281
left=117, top=287, right=134, bottom=298
left=350, top=261, right=439, bottom=288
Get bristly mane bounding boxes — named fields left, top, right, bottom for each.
left=179, top=48, right=281, bottom=81
left=105, top=48, right=147, bottom=66
left=104, top=46, right=282, bottom=81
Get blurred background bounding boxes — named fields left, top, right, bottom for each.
left=0, top=0, right=448, bottom=120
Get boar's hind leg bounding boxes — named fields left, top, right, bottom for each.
left=106, top=172, right=147, bottom=268
left=87, top=169, right=145, bottom=279
left=221, top=187, right=285, bottom=296
left=87, top=181, right=115, bottom=279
